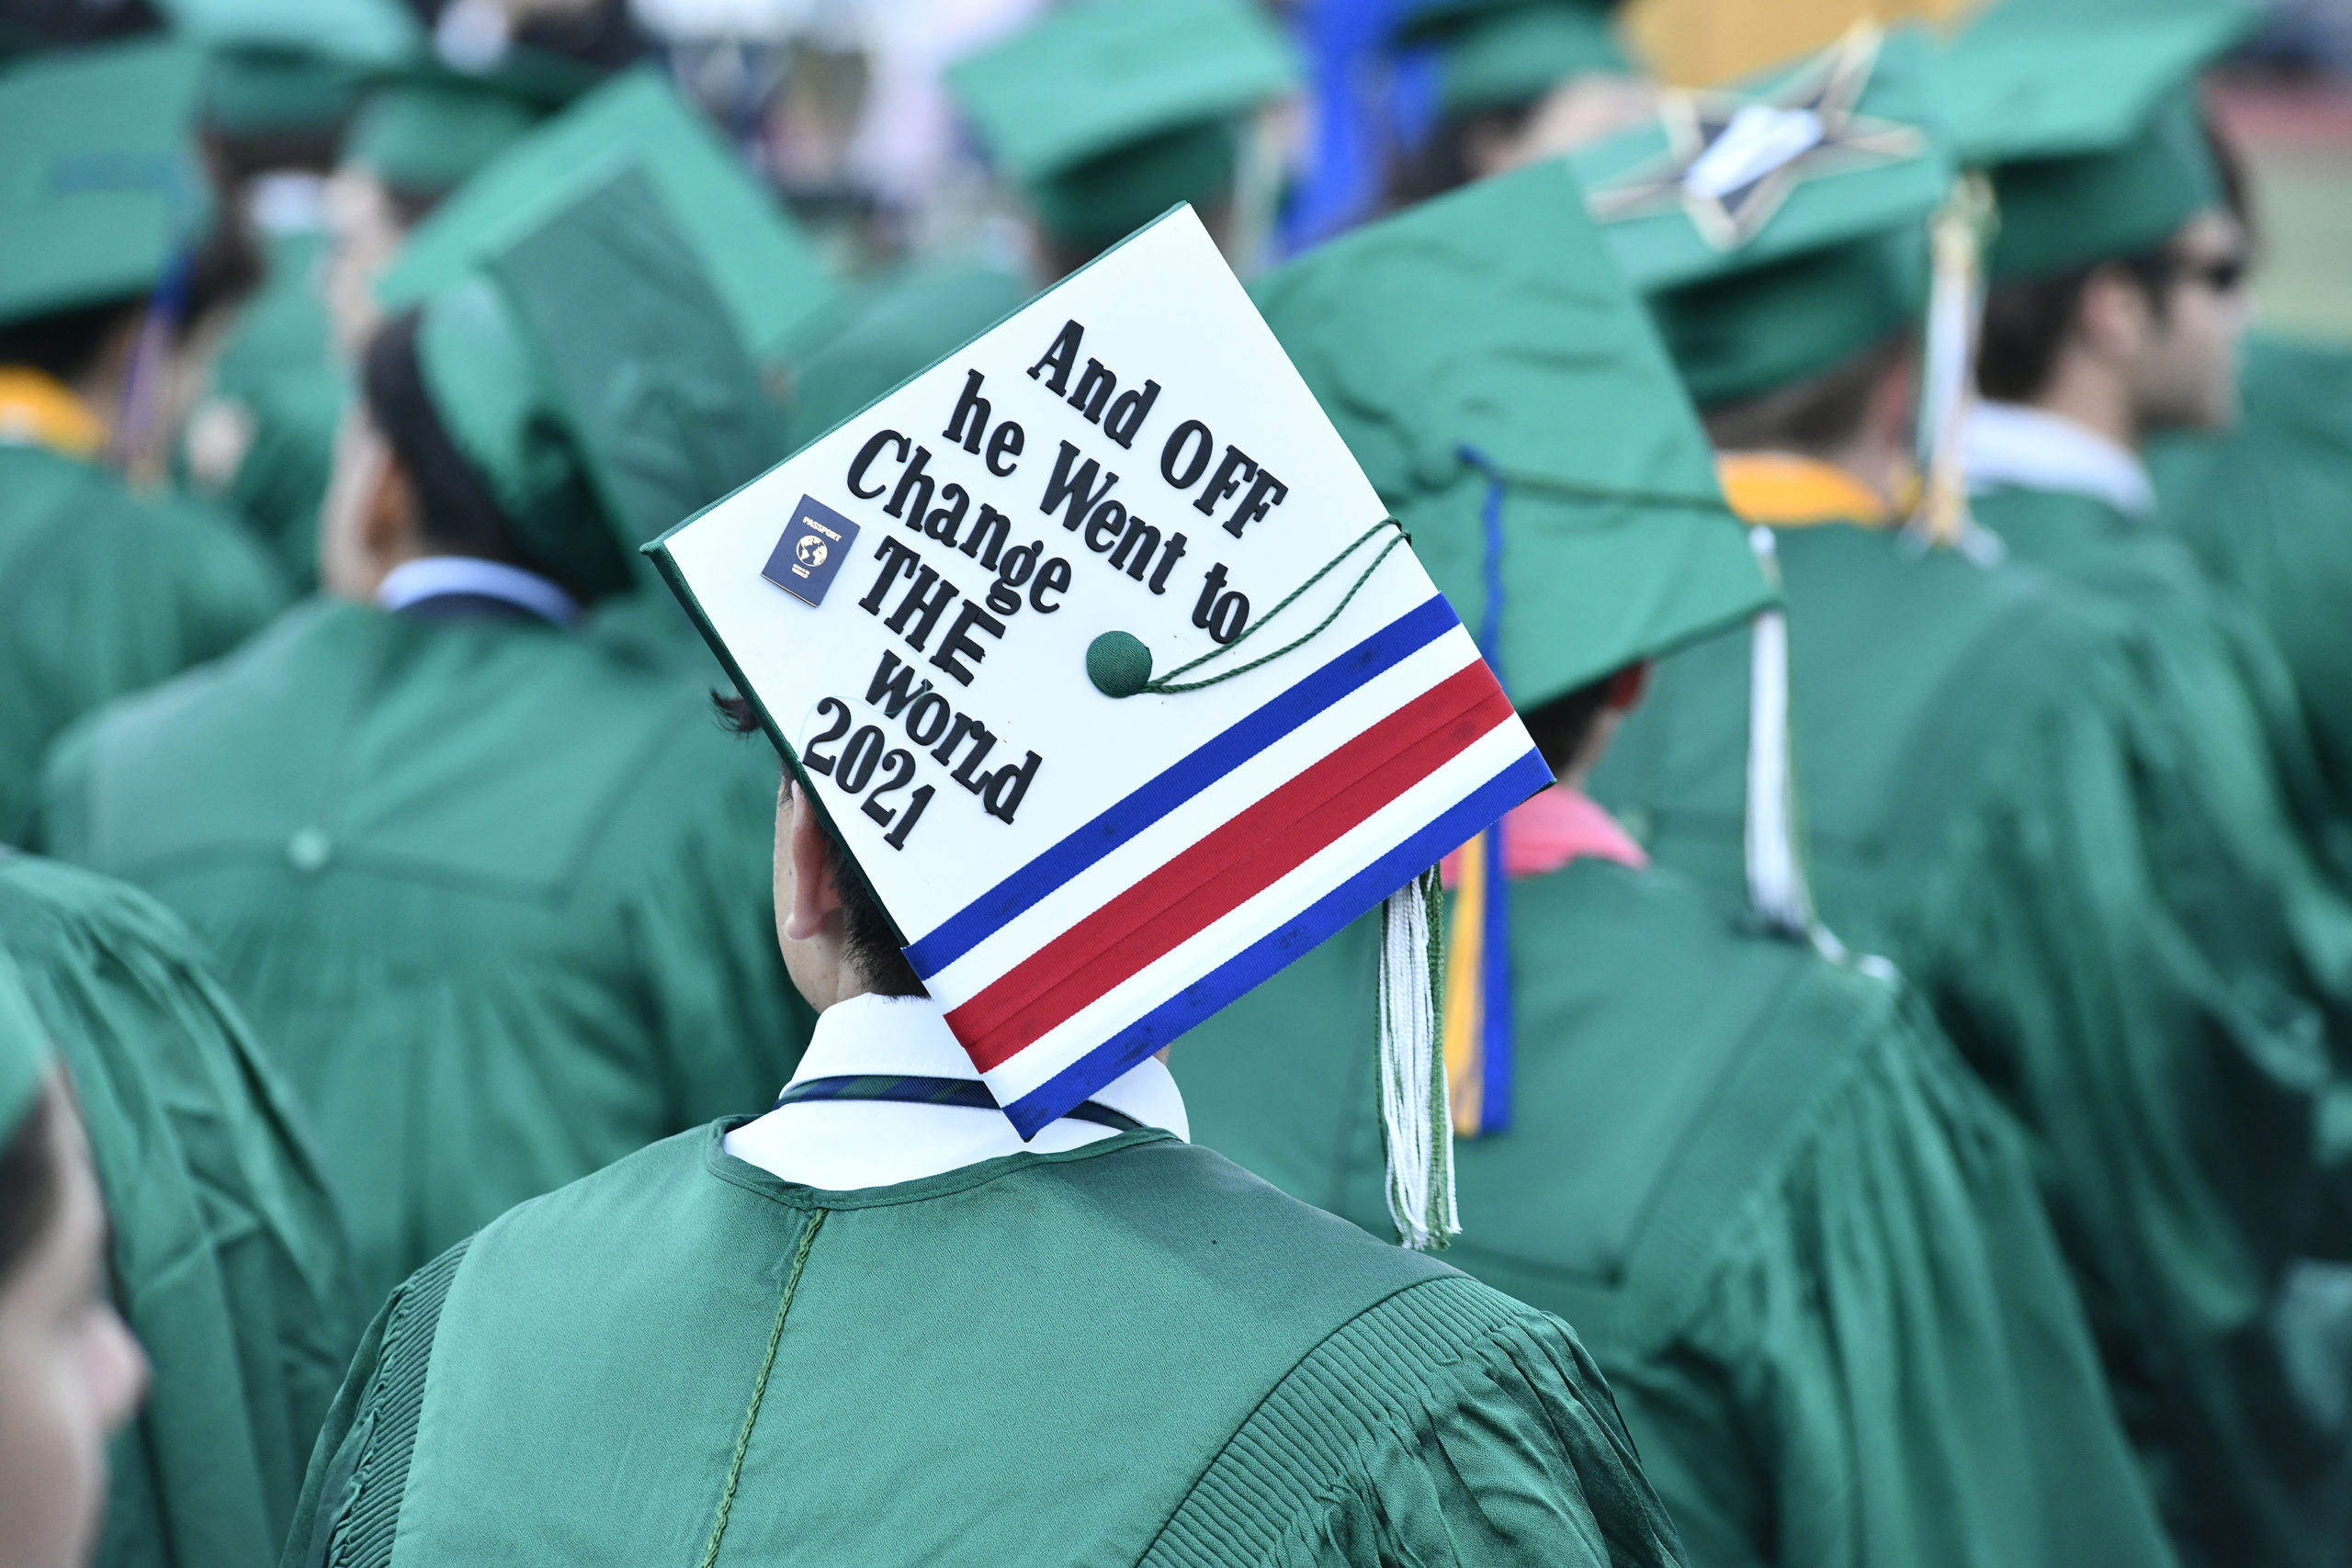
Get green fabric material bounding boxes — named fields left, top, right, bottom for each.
left=0, top=926, right=44, bottom=1134
left=1182, top=856, right=2175, bottom=1568
left=1574, top=28, right=1951, bottom=403
left=2151, top=336, right=2352, bottom=827
left=1935, top=0, right=2253, bottom=279
left=1401, top=2, right=1631, bottom=115
left=344, top=76, right=542, bottom=197
left=185, top=223, right=344, bottom=581
left=39, top=597, right=818, bottom=1308
left=199, top=51, right=367, bottom=137
left=414, top=166, right=785, bottom=603
left=0, top=852, right=361, bottom=1568
left=1652, top=227, right=1928, bottom=409
left=1935, top=0, right=2257, bottom=166
left=1027, top=118, right=1240, bottom=247
left=0, top=445, right=288, bottom=847
left=946, top=0, right=1299, bottom=241
left=0, top=39, right=211, bottom=324
left=154, top=0, right=417, bottom=70
left=1253, top=156, right=1767, bottom=706
left=1589, top=521, right=2352, bottom=1568
left=785, top=256, right=1034, bottom=453
left=379, top=69, right=838, bottom=367
left=1986, top=92, right=2222, bottom=283
left=1969, top=479, right=2352, bottom=1048
left=286, top=1126, right=1685, bottom=1567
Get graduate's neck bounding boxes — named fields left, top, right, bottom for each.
left=2025, top=344, right=2139, bottom=454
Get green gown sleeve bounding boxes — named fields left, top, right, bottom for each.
left=1152, top=1278, right=1687, bottom=1568
left=1873, top=654, right=2349, bottom=1562
left=1601, top=1002, right=2174, bottom=1568
left=0, top=852, right=361, bottom=1568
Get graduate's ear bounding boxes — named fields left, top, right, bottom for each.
left=781, top=782, right=846, bottom=945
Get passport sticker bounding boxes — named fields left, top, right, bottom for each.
left=762, top=495, right=860, bottom=606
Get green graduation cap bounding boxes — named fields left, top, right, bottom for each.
left=0, top=949, right=49, bottom=1143
left=1937, top=0, right=2258, bottom=282
left=0, top=38, right=212, bottom=328
left=153, top=0, right=421, bottom=135
left=1574, top=25, right=1953, bottom=407
left=1395, top=0, right=1632, bottom=116
left=379, top=68, right=837, bottom=369
left=344, top=72, right=546, bottom=197
left=1252, top=154, right=1770, bottom=709
left=785, top=255, right=1032, bottom=452
left=945, top=0, right=1301, bottom=247
left=408, top=163, right=783, bottom=601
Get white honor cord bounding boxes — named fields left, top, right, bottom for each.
left=1378, top=869, right=1456, bottom=1250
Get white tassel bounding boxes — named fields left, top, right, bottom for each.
left=1743, top=531, right=1860, bottom=966
left=1911, top=173, right=1996, bottom=548
left=1379, top=868, right=1456, bottom=1250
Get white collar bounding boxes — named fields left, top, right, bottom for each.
left=723, top=994, right=1189, bottom=1190
left=376, top=556, right=582, bottom=626
left=1963, top=401, right=2155, bottom=518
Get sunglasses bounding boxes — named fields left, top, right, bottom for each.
left=2167, top=254, right=2249, bottom=294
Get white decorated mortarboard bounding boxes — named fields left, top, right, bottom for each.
left=649, top=207, right=1545, bottom=1244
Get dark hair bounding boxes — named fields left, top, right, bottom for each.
left=0, top=1089, right=60, bottom=1291
left=1702, top=333, right=1912, bottom=456
left=1385, top=101, right=1540, bottom=209
left=0, top=294, right=144, bottom=385
left=1981, top=111, right=2252, bottom=406
left=1520, top=670, right=1626, bottom=780
left=712, top=693, right=929, bottom=998
left=358, top=310, right=533, bottom=566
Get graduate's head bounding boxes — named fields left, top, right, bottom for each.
left=1944, top=0, right=2257, bottom=439
left=0, top=967, right=148, bottom=1568
left=1571, top=28, right=1948, bottom=501
left=946, top=0, right=1302, bottom=277
left=713, top=694, right=926, bottom=1010
left=323, top=306, right=548, bottom=598
left=1520, top=665, right=1652, bottom=786
left=1385, top=0, right=1652, bottom=207
left=324, top=166, right=784, bottom=607
left=1976, top=113, right=2252, bottom=437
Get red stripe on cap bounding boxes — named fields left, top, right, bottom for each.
left=950, top=662, right=1515, bottom=1072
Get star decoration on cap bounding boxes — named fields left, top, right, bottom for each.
left=1587, top=26, right=1926, bottom=251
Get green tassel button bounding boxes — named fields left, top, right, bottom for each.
left=1085, top=631, right=1153, bottom=698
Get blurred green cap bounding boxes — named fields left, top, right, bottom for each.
left=1252, top=156, right=1770, bottom=709
left=380, top=69, right=836, bottom=367
left=787, top=256, right=1033, bottom=451
left=345, top=72, right=547, bottom=197
left=412, top=165, right=784, bottom=601
left=1396, top=0, right=1631, bottom=115
left=153, top=0, right=420, bottom=134
left=0, top=38, right=212, bottom=327
left=0, top=949, right=49, bottom=1140
left=1576, top=26, right=1951, bottom=406
left=947, top=0, right=1300, bottom=245
left=1938, top=0, right=2257, bottom=280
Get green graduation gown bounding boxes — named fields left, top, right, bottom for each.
left=2151, top=335, right=2352, bottom=850
left=285, top=1124, right=1686, bottom=1568
left=0, top=441, right=288, bottom=845
left=1179, top=855, right=2173, bottom=1568
left=0, top=850, right=359, bottom=1568
left=39, top=596, right=818, bottom=1306
left=1591, top=517, right=2352, bottom=1568
left=1970, top=479, right=2352, bottom=1002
